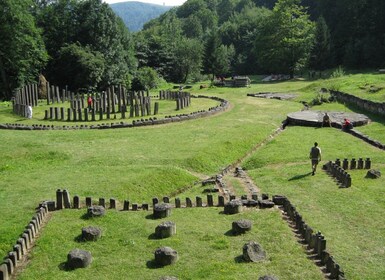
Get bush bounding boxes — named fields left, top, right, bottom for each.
left=131, top=67, right=160, bottom=91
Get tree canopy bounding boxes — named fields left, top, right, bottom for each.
left=0, top=0, right=48, bottom=100
left=1, top=0, right=385, bottom=100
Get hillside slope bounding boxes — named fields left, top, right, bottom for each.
left=110, top=1, right=173, bottom=32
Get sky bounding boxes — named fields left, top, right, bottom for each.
left=103, top=0, right=187, bottom=6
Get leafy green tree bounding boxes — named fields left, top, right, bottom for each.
left=36, top=0, right=136, bottom=89
left=217, top=0, right=236, bottom=24
left=0, top=0, right=48, bottom=100
left=183, top=15, right=203, bottom=38
left=54, top=43, right=104, bottom=91
left=176, top=0, right=206, bottom=18
left=131, top=66, right=160, bottom=91
left=172, top=38, right=203, bottom=83
left=253, top=0, right=315, bottom=77
left=204, top=31, right=235, bottom=79
left=221, top=6, right=270, bottom=74
left=309, top=16, right=331, bottom=71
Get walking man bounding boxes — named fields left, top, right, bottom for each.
left=309, top=142, right=321, bottom=175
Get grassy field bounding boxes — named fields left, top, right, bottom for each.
left=18, top=208, right=324, bottom=280
left=1, top=72, right=385, bottom=279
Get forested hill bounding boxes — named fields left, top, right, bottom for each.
left=110, top=1, right=173, bottom=32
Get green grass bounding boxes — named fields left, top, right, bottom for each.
left=18, top=208, right=323, bottom=280
left=243, top=126, right=385, bottom=279
left=1, top=73, right=385, bottom=279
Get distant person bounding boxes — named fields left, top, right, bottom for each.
left=309, top=142, right=321, bottom=176
left=87, top=95, right=93, bottom=112
left=26, top=104, right=33, bottom=119
left=322, top=112, right=332, bottom=127
left=342, top=118, right=353, bottom=131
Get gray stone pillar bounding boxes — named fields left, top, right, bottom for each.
left=218, top=195, right=225, bottom=207
left=175, top=198, right=181, bottom=208
left=84, top=108, right=89, bottom=121
left=350, top=158, right=356, bottom=169
left=152, top=197, right=159, bottom=207
left=123, top=200, right=130, bottom=211
left=73, top=196, right=80, bottom=209
left=207, top=194, right=213, bottom=207
left=357, top=158, right=364, bottom=169
left=63, top=189, right=71, bottom=209
left=86, top=197, right=92, bottom=207
left=196, top=196, right=203, bottom=207
left=56, top=189, right=63, bottom=210
left=60, top=107, right=65, bottom=121
left=342, top=158, right=349, bottom=170
left=365, top=158, right=371, bottom=169
left=99, top=198, right=105, bottom=208
left=110, top=198, right=116, bottom=209
left=154, top=102, right=159, bottom=115
left=186, top=197, right=192, bottom=207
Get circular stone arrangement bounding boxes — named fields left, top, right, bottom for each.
left=286, top=110, right=369, bottom=127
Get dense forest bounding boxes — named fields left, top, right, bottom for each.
left=1, top=0, right=385, bottom=100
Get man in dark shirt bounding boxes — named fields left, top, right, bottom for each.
left=309, top=142, right=321, bottom=175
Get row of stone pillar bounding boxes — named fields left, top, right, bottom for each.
left=12, top=104, right=31, bottom=118
left=324, top=161, right=352, bottom=188
left=159, top=90, right=180, bottom=100
left=176, top=92, right=191, bottom=111
left=13, top=84, right=38, bottom=107
left=0, top=204, right=49, bottom=280
left=279, top=196, right=346, bottom=280
left=335, top=158, right=371, bottom=170
left=52, top=189, right=271, bottom=213
left=44, top=103, right=160, bottom=123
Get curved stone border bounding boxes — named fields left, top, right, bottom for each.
left=0, top=95, right=229, bottom=131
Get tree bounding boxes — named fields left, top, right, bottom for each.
left=221, top=6, right=270, bottom=74
left=131, top=67, right=160, bottom=91
left=36, top=0, right=136, bottom=90
left=0, top=0, right=48, bottom=100
left=54, top=43, right=105, bottom=91
left=309, top=16, right=332, bottom=71
left=253, top=0, right=315, bottom=77
left=173, top=38, right=203, bottom=83
left=204, top=31, right=235, bottom=79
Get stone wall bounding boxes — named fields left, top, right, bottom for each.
left=330, top=90, right=385, bottom=116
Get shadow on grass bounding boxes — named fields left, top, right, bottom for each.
left=288, top=172, right=313, bottom=181
left=80, top=212, right=91, bottom=220
left=224, top=230, right=236, bottom=237
left=146, top=260, right=162, bottom=269
left=145, top=214, right=155, bottom=220
left=234, top=255, right=245, bottom=263
left=148, top=233, right=158, bottom=240
left=74, top=234, right=85, bottom=243
left=58, top=262, right=74, bottom=272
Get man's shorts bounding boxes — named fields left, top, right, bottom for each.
left=312, top=159, right=319, bottom=165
